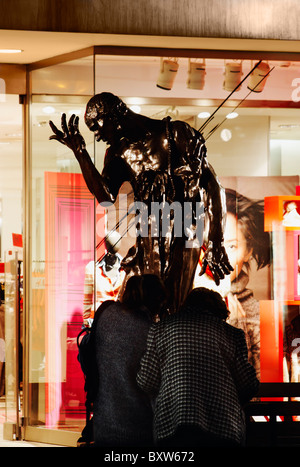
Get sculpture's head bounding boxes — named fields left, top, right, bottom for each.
left=84, top=92, right=129, bottom=144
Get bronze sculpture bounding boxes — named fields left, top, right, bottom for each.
left=49, top=92, right=232, bottom=312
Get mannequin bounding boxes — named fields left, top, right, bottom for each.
left=83, top=231, right=125, bottom=327
left=283, top=201, right=300, bottom=227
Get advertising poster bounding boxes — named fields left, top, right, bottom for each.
left=194, top=175, right=300, bottom=383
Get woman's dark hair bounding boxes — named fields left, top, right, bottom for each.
left=140, top=274, right=167, bottom=319
left=183, top=287, right=229, bottom=320
left=225, top=188, right=270, bottom=270
left=121, top=275, right=143, bottom=310
left=121, top=273, right=167, bottom=319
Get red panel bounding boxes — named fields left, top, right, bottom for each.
left=44, top=172, right=105, bottom=425
left=12, top=233, right=23, bottom=247
left=260, top=300, right=283, bottom=388
left=264, top=197, right=282, bottom=232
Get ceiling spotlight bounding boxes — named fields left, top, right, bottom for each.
left=42, top=106, right=55, bottom=114
left=0, top=49, right=23, bottom=54
left=226, top=112, right=239, bottom=119
left=198, top=111, right=211, bottom=119
left=220, top=129, right=232, bottom=142
left=223, top=62, right=243, bottom=92
left=156, top=58, right=179, bottom=91
left=187, top=59, right=206, bottom=90
left=247, top=61, right=270, bottom=93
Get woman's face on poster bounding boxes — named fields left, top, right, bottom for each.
left=224, top=213, right=253, bottom=282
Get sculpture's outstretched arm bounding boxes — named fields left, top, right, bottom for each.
left=49, top=114, right=125, bottom=204
left=200, top=159, right=233, bottom=285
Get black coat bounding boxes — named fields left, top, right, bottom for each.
left=93, top=301, right=154, bottom=446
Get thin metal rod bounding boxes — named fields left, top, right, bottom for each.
left=205, top=65, right=275, bottom=140
left=198, top=60, right=262, bottom=133
left=95, top=197, right=135, bottom=252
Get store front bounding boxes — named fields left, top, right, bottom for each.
left=2, top=46, right=300, bottom=445
left=0, top=65, right=25, bottom=439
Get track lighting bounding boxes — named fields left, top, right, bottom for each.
left=247, top=61, right=270, bottom=93
left=187, top=59, right=206, bottom=90
left=156, top=58, right=179, bottom=90
left=223, top=61, right=243, bottom=92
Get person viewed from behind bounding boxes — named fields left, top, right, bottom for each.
left=93, top=273, right=167, bottom=447
left=137, top=287, right=259, bottom=447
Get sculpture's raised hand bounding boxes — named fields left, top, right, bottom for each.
left=200, top=240, right=233, bottom=286
left=49, top=113, right=86, bottom=157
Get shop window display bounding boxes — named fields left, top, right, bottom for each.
left=264, top=194, right=300, bottom=386
left=26, top=51, right=300, bottom=442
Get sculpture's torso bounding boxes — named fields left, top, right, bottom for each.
left=106, top=119, right=206, bottom=312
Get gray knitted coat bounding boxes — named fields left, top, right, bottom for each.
left=137, top=308, right=259, bottom=445
left=93, top=300, right=154, bottom=447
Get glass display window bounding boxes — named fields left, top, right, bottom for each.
left=27, top=56, right=96, bottom=441
left=23, top=48, right=300, bottom=444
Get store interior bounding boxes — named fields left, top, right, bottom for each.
left=1, top=46, right=300, bottom=445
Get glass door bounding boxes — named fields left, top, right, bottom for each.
left=25, top=55, right=97, bottom=446
left=0, top=92, right=24, bottom=440
left=3, top=250, right=22, bottom=440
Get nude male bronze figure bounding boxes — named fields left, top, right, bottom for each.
left=50, top=92, right=232, bottom=312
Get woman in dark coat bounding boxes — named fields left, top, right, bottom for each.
left=93, top=274, right=166, bottom=447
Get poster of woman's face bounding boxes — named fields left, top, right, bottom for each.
left=219, top=175, right=299, bottom=301
left=224, top=211, right=253, bottom=283
left=208, top=175, right=300, bottom=380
